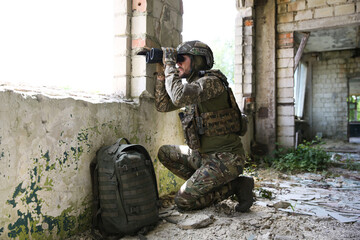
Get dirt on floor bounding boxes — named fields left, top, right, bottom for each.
left=68, top=139, right=360, bottom=240
left=69, top=168, right=360, bottom=240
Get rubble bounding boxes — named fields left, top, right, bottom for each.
left=67, top=147, right=360, bottom=239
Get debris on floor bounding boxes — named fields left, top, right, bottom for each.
left=67, top=143, right=360, bottom=239
left=255, top=170, right=360, bottom=223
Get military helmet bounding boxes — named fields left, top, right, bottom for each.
left=177, top=40, right=214, bottom=69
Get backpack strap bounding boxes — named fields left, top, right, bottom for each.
left=90, top=158, right=100, bottom=230
left=108, top=138, right=131, bottom=154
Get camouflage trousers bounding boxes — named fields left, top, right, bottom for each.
left=157, top=145, right=245, bottom=210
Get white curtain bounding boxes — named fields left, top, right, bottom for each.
left=294, top=62, right=307, bottom=118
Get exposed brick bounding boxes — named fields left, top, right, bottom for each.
left=131, top=15, right=147, bottom=35
left=308, top=0, right=327, bottom=8
left=278, top=32, right=293, bottom=39
left=278, top=126, right=295, bottom=136
left=244, top=20, right=253, bottom=26
left=244, top=73, right=253, bottom=83
left=295, top=9, right=313, bottom=21
left=278, top=38, right=294, bottom=48
left=235, top=54, right=242, bottom=64
left=243, top=83, right=254, bottom=94
left=234, top=64, right=243, bottom=76
left=244, top=25, right=254, bottom=36
left=132, top=38, right=146, bottom=48
left=244, top=36, right=254, bottom=46
left=288, top=0, right=306, bottom=12
left=133, top=0, right=147, bottom=12
left=244, top=64, right=254, bottom=74
left=277, top=115, right=295, bottom=126
left=314, top=7, right=333, bottom=18
left=277, top=68, right=293, bottom=78
left=131, top=56, right=146, bottom=76
left=277, top=0, right=291, bottom=3
left=238, top=7, right=254, bottom=18
left=277, top=48, right=294, bottom=58
left=334, top=4, right=355, bottom=16
left=278, top=87, right=294, bottom=98
left=277, top=12, right=294, bottom=23
left=327, top=0, right=347, bottom=4
left=278, top=105, right=295, bottom=116
left=277, top=58, right=294, bottom=68
left=278, top=4, right=287, bottom=14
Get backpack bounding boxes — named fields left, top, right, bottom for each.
left=90, top=138, right=159, bottom=238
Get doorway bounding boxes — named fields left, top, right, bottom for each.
left=348, top=77, right=360, bottom=143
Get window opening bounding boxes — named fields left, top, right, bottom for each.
left=182, top=0, right=236, bottom=86
left=294, top=61, right=307, bottom=119
left=0, top=0, right=113, bottom=94
left=348, top=95, right=360, bottom=122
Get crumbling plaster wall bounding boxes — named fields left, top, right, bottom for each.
left=0, top=89, right=183, bottom=239
left=0, top=0, right=184, bottom=238
left=310, top=50, right=360, bottom=139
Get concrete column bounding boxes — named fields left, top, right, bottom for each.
left=255, top=0, right=277, bottom=153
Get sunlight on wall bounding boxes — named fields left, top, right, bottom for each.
left=0, top=0, right=113, bottom=94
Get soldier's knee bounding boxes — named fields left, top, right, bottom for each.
left=157, top=145, right=170, bottom=163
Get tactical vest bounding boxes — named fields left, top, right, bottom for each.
left=179, top=70, right=248, bottom=150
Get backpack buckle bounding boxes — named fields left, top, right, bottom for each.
left=129, top=206, right=140, bottom=214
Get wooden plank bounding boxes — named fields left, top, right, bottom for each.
left=294, top=32, right=310, bottom=71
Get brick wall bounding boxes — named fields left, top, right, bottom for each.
left=277, top=0, right=357, bottom=25
left=114, top=0, right=183, bottom=98
left=275, top=0, right=359, bottom=146
left=312, top=50, right=360, bottom=139
left=276, top=33, right=295, bottom=147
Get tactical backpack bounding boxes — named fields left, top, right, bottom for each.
left=90, top=138, right=159, bottom=238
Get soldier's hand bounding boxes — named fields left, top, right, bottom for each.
left=161, top=47, right=177, bottom=65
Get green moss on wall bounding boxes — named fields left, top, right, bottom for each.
left=153, top=158, right=184, bottom=196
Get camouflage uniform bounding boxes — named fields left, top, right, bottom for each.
left=155, top=41, right=249, bottom=211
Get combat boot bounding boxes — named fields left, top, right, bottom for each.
left=231, top=176, right=254, bottom=212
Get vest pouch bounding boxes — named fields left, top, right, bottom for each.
left=179, top=112, right=201, bottom=150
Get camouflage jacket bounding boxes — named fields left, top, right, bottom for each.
left=155, top=63, right=227, bottom=112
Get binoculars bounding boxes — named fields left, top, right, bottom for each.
left=146, top=48, right=185, bottom=64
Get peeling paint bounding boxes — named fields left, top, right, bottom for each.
left=0, top=90, right=183, bottom=238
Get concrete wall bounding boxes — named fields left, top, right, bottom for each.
left=255, top=0, right=277, bottom=155
left=0, top=88, right=183, bottom=239
left=311, top=50, right=360, bottom=139
left=0, top=0, right=184, bottom=238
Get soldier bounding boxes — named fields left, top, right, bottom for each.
left=155, top=40, right=254, bottom=211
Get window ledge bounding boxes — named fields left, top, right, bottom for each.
left=0, top=83, right=135, bottom=104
